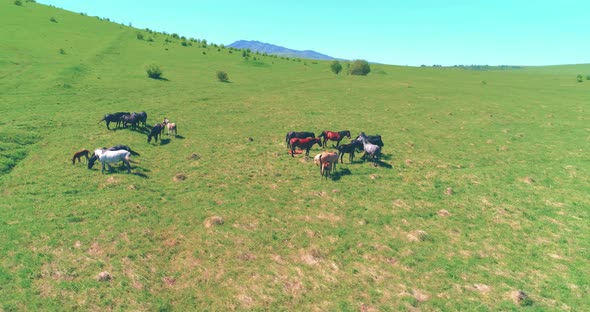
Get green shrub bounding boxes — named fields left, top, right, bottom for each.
left=14, top=0, right=23, bottom=6
left=576, top=74, right=583, bottom=83
left=49, top=17, right=57, bottom=23
left=586, top=75, right=590, bottom=80
left=330, top=60, right=343, bottom=74
left=216, top=71, right=229, bottom=82
left=136, top=32, right=144, bottom=40
left=348, top=59, right=371, bottom=76
left=145, top=64, right=163, bottom=79
left=59, top=48, right=66, bottom=55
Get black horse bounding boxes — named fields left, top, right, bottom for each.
left=107, top=145, right=140, bottom=156
left=285, top=131, right=315, bottom=149
left=122, top=114, right=139, bottom=130
left=334, top=140, right=362, bottom=163
left=147, top=123, right=163, bottom=143
left=359, top=132, right=384, bottom=147
left=133, top=111, right=148, bottom=128
left=99, top=112, right=130, bottom=130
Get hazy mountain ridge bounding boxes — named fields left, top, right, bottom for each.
left=228, top=40, right=339, bottom=61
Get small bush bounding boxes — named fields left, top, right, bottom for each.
left=330, top=60, right=343, bottom=74
left=348, top=59, right=371, bottom=76
left=49, top=17, right=57, bottom=23
left=577, top=74, right=583, bottom=83
left=216, top=71, right=229, bottom=82
left=145, top=64, right=163, bottom=79
left=14, top=0, right=23, bottom=6
left=586, top=75, right=590, bottom=80
left=136, top=32, right=144, bottom=40
left=59, top=48, right=66, bottom=55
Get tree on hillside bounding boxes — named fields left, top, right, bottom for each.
left=330, top=60, right=343, bottom=74
left=348, top=59, right=371, bottom=76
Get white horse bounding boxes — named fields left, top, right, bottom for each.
left=356, top=133, right=381, bottom=161
left=88, top=149, right=133, bottom=174
left=99, top=150, right=132, bottom=174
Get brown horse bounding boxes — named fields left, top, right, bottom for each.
left=72, top=149, right=90, bottom=165
left=318, top=130, right=351, bottom=147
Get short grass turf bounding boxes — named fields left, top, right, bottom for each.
left=1, top=1, right=589, bottom=310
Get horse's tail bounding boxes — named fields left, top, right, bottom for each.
left=128, top=149, right=140, bottom=156
left=127, top=159, right=139, bottom=164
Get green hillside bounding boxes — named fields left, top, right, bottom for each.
left=1, top=1, right=589, bottom=310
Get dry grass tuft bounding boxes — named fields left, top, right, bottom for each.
left=127, top=185, right=137, bottom=190
left=471, top=283, right=491, bottom=294
left=407, top=230, right=429, bottom=242
left=438, top=209, right=450, bottom=217
left=173, top=173, right=187, bottom=182
left=521, top=176, right=535, bottom=184
left=405, top=159, right=413, bottom=165
left=445, top=187, right=454, bottom=195
left=300, top=248, right=323, bottom=265
left=96, top=271, right=112, bottom=282
left=509, top=290, right=531, bottom=305
left=162, top=276, right=176, bottom=287
left=204, top=216, right=224, bottom=228
left=412, top=288, right=430, bottom=302
left=187, top=153, right=200, bottom=160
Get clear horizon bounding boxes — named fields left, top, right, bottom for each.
left=36, top=0, right=589, bottom=66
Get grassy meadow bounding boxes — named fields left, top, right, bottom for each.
left=1, top=1, right=589, bottom=310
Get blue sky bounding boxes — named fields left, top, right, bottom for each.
left=37, top=0, right=589, bottom=66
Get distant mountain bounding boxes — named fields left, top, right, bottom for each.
left=227, top=40, right=339, bottom=61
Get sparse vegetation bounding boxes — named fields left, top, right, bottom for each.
left=49, top=17, right=57, bottom=23
left=136, top=32, right=143, bottom=40
left=330, top=60, right=343, bottom=74
left=14, top=0, right=22, bottom=6
left=145, top=64, right=163, bottom=79
left=216, top=71, right=229, bottom=82
left=577, top=74, right=583, bottom=82
left=348, top=59, right=371, bottom=75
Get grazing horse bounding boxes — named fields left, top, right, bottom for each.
left=334, top=140, right=363, bottom=163
left=285, top=131, right=315, bottom=149
left=72, top=149, right=90, bottom=165
left=318, top=130, right=351, bottom=147
left=162, top=118, right=177, bottom=137
left=88, top=150, right=133, bottom=174
left=122, top=113, right=139, bottom=130
left=99, top=112, right=130, bottom=130
left=356, top=133, right=381, bottom=161
left=290, top=137, right=321, bottom=157
left=134, top=111, right=148, bottom=128
left=147, top=123, right=164, bottom=143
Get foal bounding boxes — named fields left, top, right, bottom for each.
left=72, top=149, right=90, bottom=165
left=162, top=118, right=177, bottom=137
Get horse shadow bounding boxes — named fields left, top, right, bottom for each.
left=373, top=159, right=393, bottom=169
left=330, top=168, right=352, bottom=181
left=159, top=138, right=171, bottom=145
left=174, top=135, right=185, bottom=139
left=132, top=172, right=149, bottom=179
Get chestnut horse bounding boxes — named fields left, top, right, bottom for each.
left=72, top=149, right=90, bottom=165
left=289, top=137, right=321, bottom=157
left=318, top=130, right=351, bottom=147
left=285, top=131, right=315, bottom=149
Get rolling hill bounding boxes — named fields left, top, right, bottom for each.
left=1, top=1, right=589, bottom=311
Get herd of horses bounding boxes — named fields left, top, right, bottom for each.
left=77, top=113, right=384, bottom=180
left=74, top=111, right=179, bottom=174
left=286, top=130, right=385, bottom=180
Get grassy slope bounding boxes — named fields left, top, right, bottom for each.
left=1, top=1, right=589, bottom=310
